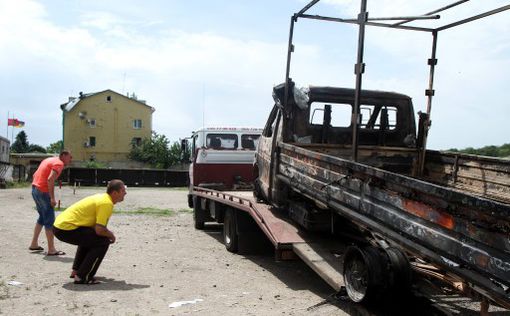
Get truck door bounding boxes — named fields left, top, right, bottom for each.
left=256, top=104, right=281, bottom=202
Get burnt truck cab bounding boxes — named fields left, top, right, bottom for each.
left=255, top=80, right=420, bottom=205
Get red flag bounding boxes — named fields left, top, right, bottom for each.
left=7, top=118, right=24, bottom=127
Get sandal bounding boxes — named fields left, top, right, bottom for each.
left=46, top=250, right=66, bottom=256
left=74, top=277, right=101, bottom=285
left=29, top=246, right=44, bottom=251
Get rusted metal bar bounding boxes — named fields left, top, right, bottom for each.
left=283, top=16, right=295, bottom=110
left=348, top=15, right=440, bottom=22
left=437, top=4, right=510, bottom=31
left=452, top=154, right=459, bottom=183
left=352, top=0, right=368, bottom=162
left=296, top=0, right=320, bottom=17
left=393, top=0, right=470, bottom=26
left=299, top=13, right=434, bottom=32
left=418, top=31, right=438, bottom=175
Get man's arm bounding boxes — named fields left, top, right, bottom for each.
left=95, top=224, right=116, bottom=243
left=47, top=170, right=58, bottom=207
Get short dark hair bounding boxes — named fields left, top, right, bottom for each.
left=59, top=149, right=71, bottom=159
left=107, top=179, right=125, bottom=194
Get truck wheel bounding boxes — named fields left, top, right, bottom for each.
left=343, top=246, right=384, bottom=304
left=385, top=247, right=411, bottom=296
left=223, top=208, right=239, bottom=253
left=253, top=179, right=262, bottom=201
left=193, top=196, right=205, bottom=230
left=188, top=194, right=193, bottom=208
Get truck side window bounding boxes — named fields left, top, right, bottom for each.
left=360, top=105, right=397, bottom=130
left=241, top=134, right=260, bottom=149
left=192, top=135, right=197, bottom=158
left=310, top=102, right=351, bottom=127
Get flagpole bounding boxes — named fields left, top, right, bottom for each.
left=11, top=112, right=14, bottom=144
left=6, top=111, right=9, bottom=140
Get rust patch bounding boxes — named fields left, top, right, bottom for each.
left=474, top=252, right=490, bottom=268
left=403, top=199, right=455, bottom=230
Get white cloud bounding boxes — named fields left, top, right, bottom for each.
left=0, top=0, right=508, bottom=150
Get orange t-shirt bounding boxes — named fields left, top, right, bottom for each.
left=32, top=157, right=64, bottom=192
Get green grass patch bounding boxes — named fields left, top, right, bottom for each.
left=5, top=181, right=31, bottom=189
left=169, top=187, right=189, bottom=191
left=114, top=207, right=176, bottom=216
left=55, top=206, right=191, bottom=215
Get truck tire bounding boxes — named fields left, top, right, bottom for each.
left=253, top=179, right=264, bottom=202
left=384, top=247, right=411, bottom=296
left=193, top=196, right=205, bottom=230
left=223, top=208, right=239, bottom=253
left=188, top=194, right=193, bottom=208
left=343, top=246, right=385, bottom=304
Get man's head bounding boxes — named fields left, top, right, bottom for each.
left=107, top=179, right=127, bottom=204
left=59, top=149, right=72, bottom=165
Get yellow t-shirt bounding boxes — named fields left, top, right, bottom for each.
left=54, top=193, right=113, bottom=230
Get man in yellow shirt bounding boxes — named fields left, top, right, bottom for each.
left=53, top=179, right=126, bottom=284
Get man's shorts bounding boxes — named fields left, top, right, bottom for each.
left=31, top=186, right=55, bottom=228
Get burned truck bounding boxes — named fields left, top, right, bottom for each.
left=254, top=80, right=510, bottom=306
left=189, top=1, right=510, bottom=311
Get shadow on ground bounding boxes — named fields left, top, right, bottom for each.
left=62, top=277, right=150, bottom=291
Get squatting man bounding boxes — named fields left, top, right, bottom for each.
left=53, top=179, right=127, bottom=284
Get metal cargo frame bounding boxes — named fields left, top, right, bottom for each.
left=280, top=0, right=510, bottom=310
left=283, top=0, right=510, bottom=167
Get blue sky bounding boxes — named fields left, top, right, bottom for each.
left=0, top=0, right=509, bottom=150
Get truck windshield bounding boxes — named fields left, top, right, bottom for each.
left=206, top=134, right=238, bottom=149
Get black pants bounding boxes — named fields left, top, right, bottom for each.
left=53, top=226, right=110, bottom=281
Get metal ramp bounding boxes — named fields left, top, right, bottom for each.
left=292, top=242, right=345, bottom=291
left=196, top=189, right=345, bottom=292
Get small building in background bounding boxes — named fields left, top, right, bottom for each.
left=10, top=152, right=55, bottom=182
left=0, top=136, right=11, bottom=186
left=0, top=136, right=9, bottom=163
left=61, top=90, right=155, bottom=167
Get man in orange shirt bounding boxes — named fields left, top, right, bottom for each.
left=29, top=149, right=72, bottom=255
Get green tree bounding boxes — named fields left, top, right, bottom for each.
left=28, top=144, right=47, bottom=153
left=168, top=141, right=184, bottom=167
left=448, top=143, right=510, bottom=158
left=129, top=131, right=172, bottom=168
left=46, top=140, right=63, bottom=153
left=10, top=131, right=29, bottom=153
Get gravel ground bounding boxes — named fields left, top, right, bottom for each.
left=1, top=186, right=506, bottom=316
left=0, top=186, right=349, bottom=316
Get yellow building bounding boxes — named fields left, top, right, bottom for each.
left=61, top=90, right=155, bottom=165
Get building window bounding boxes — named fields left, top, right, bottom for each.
left=133, top=119, right=142, bottom=129
left=89, top=136, right=96, bottom=147
left=132, top=137, right=142, bottom=147
left=88, top=118, right=96, bottom=128
left=106, top=95, right=112, bottom=102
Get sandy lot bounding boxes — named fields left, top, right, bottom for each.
left=0, top=186, right=348, bottom=316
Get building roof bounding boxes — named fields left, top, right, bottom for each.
left=60, top=89, right=155, bottom=112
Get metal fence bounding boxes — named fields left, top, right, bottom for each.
left=63, top=167, right=188, bottom=187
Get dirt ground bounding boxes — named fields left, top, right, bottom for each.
left=0, top=186, right=350, bottom=316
